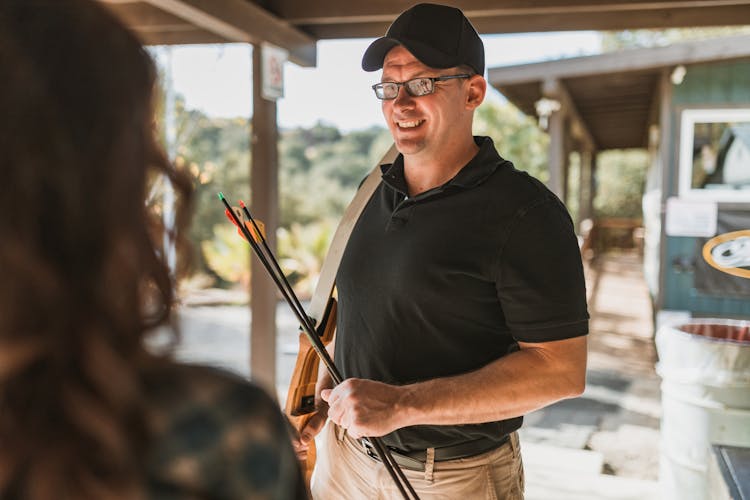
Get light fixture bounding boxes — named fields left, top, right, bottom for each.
left=671, top=65, right=686, bottom=85
left=535, top=97, right=561, bottom=130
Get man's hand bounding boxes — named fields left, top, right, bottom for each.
left=291, top=404, right=329, bottom=461
left=321, top=378, right=408, bottom=439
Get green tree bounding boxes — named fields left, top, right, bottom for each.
left=179, top=114, right=250, bottom=284
left=201, top=224, right=251, bottom=287
left=602, top=27, right=750, bottom=51
left=593, top=150, right=649, bottom=218
left=278, top=123, right=388, bottom=227
left=153, top=85, right=252, bottom=283
left=277, top=221, right=335, bottom=299
left=473, top=99, right=550, bottom=182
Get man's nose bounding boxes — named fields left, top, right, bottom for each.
left=393, top=85, right=415, bottom=108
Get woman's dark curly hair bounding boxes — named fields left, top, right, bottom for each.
left=0, top=1, right=192, bottom=498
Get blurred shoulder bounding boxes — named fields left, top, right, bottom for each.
left=142, top=361, right=280, bottom=422
left=141, top=361, right=301, bottom=498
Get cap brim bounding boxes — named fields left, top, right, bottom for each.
left=361, top=37, right=400, bottom=71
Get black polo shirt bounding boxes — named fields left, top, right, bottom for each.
left=335, top=136, right=589, bottom=452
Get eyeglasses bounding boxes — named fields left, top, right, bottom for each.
left=372, top=74, right=471, bottom=100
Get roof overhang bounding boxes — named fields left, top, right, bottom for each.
left=283, top=0, right=750, bottom=39
left=100, top=1, right=750, bottom=69
left=488, top=34, right=750, bottom=151
left=100, top=0, right=318, bottom=67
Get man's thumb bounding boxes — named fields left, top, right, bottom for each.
left=300, top=430, right=312, bottom=444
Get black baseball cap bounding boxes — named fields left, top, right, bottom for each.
left=361, top=3, right=484, bottom=75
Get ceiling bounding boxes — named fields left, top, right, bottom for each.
left=101, top=0, right=750, bottom=67
left=99, top=0, right=750, bottom=152
left=488, top=34, right=750, bottom=150
left=276, top=0, right=750, bottom=38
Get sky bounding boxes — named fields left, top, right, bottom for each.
left=155, top=32, right=602, bottom=131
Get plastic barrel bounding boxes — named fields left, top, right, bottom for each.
left=655, top=319, right=750, bottom=500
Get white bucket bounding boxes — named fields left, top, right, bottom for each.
left=655, top=319, right=750, bottom=500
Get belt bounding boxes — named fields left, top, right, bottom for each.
left=359, top=435, right=509, bottom=472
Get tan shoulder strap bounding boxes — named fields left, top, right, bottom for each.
left=308, top=144, right=398, bottom=321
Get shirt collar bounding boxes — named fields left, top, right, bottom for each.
left=379, top=136, right=503, bottom=194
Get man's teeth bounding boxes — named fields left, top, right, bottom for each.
left=398, top=120, right=423, bottom=128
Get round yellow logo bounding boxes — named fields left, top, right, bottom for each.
left=702, top=230, right=750, bottom=279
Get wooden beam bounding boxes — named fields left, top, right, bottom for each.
left=489, top=34, right=750, bottom=86
left=299, top=22, right=394, bottom=40
left=470, top=7, right=750, bottom=33
left=136, top=29, right=230, bottom=45
left=103, top=0, right=750, bottom=43
left=103, top=2, right=186, bottom=28
left=141, top=0, right=316, bottom=66
left=304, top=4, right=750, bottom=38
left=250, top=46, right=280, bottom=392
left=101, top=2, right=235, bottom=45
left=279, top=0, right=750, bottom=24
left=101, top=0, right=213, bottom=43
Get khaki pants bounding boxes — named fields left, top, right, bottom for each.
left=311, top=422, right=524, bottom=500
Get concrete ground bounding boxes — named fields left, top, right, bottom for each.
left=518, top=250, right=662, bottom=498
left=175, top=249, right=662, bottom=498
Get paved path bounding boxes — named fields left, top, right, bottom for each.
left=176, top=250, right=662, bottom=495
left=519, top=250, right=662, bottom=495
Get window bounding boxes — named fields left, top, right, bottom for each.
left=679, top=108, right=750, bottom=202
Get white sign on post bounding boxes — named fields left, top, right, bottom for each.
left=261, top=42, right=287, bottom=101
left=665, top=197, right=718, bottom=237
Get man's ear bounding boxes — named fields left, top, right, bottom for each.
left=465, top=75, right=486, bottom=110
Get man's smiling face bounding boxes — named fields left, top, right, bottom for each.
left=380, top=45, right=471, bottom=161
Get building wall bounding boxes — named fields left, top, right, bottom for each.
left=661, top=60, right=750, bottom=318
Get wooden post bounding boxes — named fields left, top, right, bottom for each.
left=578, top=149, right=592, bottom=229
left=541, top=77, right=594, bottom=203
left=656, top=69, right=673, bottom=313
left=562, top=127, right=573, bottom=207
left=589, top=151, right=598, bottom=220
left=250, top=44, right=279, bottom=392
left=548, top=105, right=566, bottom=199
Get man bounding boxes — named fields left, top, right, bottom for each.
left=296, top=3, right=589, bottom=499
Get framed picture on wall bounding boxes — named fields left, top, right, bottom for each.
left=679, top=108, right=750, bottom=202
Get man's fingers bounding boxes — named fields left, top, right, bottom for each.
left=293, top=441, right=309, bottom=461
left=300, top=427, right=317, bottom=445
left=298, top=411, right=329, bottom=446
left=302, top=416, right=326, bottom=441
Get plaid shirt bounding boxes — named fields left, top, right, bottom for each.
left=143, top=363, right=306, bottom=499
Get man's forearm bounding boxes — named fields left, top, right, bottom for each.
left=321, top=335, right=587, bottom=438
left=395, top=336, right=587, bottom=428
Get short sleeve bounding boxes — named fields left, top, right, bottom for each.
left=495, top=197, right=589, bottom=342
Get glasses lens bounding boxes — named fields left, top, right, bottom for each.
left=405, top=78, right=434, bottom=97
left=374, top=83, right=399, bottom=100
